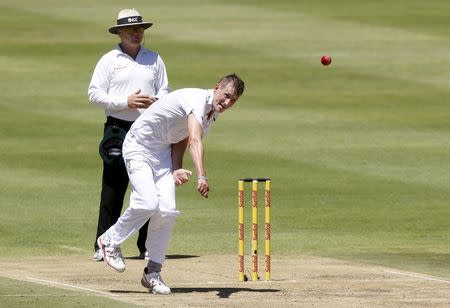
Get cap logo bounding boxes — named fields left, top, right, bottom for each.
left=117, top=16, right=142, bottom=25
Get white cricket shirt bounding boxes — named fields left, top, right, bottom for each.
left=88, top=44, right=170, bottom=121
left=123, top=88, right=218, bottom=165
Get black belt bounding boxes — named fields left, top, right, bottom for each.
left=106, top=116, right=134, bottom=131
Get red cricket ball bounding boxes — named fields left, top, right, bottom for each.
left=321, top=55, right=332, bottom=66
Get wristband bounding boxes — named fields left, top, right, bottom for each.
left=197, top=176, right=208, bottom=181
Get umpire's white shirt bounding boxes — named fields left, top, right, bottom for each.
left=88, top=44, right=170, bottom=121
left=123, top=88, right=217, bottom=167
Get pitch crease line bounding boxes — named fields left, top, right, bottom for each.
left=0, top=294, right=86, bottom=297
left=26, top=276, right=118, bottom=297
left=386, top=271, right=450, bottom=285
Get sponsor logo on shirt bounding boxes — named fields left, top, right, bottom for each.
left=114, top=64, right=127, bottom=72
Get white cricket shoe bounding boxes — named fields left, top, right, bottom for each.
left=97, top=235, right=126, bottom=272
left=93, top=248, right=103, bottom=261
left=141, top=269, right=171, bottom=295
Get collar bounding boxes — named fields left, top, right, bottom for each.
left=205, top=89, right=218, bottom=122
left=205, top=89, right=214, bottom=106
left=115, top=44, right=146, bottom=59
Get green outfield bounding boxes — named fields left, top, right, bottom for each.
left=1, top=0, right=449, bottom=306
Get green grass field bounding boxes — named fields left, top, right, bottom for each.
left=1, top=0, right=449, bottom=305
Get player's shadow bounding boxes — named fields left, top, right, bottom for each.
left=166, top=254, right=200, bottom=259
left=126, top=254, right=199, bottom=260
left=171, top=287, right=280, bottom=298
left=111, top=287, right=280, bottom=299
left=110, top=290, right=148, bottom=294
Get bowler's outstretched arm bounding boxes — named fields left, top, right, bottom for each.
left=187, top=113, right=209, bottom=198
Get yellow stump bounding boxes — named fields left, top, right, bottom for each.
left=238, top=180, right=245, bottom=282
left=265, top=180, right=271, bottom=281
left=251, top=180, right=258, bottom=281
left=238, top=178, right=271, bottom=282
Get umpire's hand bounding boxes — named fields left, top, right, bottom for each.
left=127, top=89, right=158, bottom=109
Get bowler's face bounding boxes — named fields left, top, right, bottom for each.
left=212, top=83, right=240, bottom=113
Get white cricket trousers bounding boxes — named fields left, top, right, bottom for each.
left=105, top=154, right=179, bottom=265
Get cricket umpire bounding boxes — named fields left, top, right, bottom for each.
left=88, top=8, right=170, bottom=260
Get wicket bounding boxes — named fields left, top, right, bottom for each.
left=238, top=178, right=271, bottom=282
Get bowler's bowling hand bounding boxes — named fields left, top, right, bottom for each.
left=197, top=178, right=209, bottom=198
left=173, top=169, right=192, bottom=186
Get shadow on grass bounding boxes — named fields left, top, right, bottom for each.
left=111, top=290, right=149, bottom=294
left=126, top=254, right=200, bottom=260
left=166, top=254, right=200, bottom=260
left=172, top=287, right=280, bottom=298
left=111, top=287, right=280, bottom=298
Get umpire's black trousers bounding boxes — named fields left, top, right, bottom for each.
left=94, top=116, right=149, bottom=254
